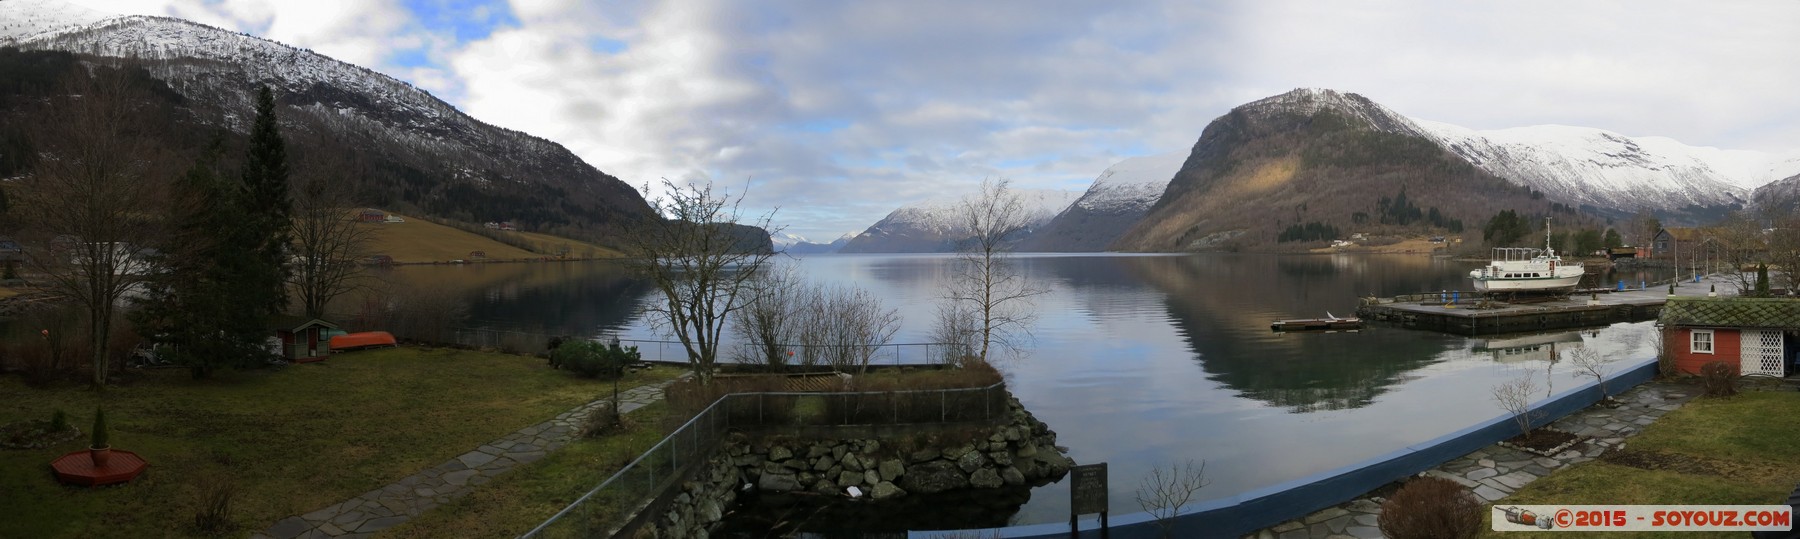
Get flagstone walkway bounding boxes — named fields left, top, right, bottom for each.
left=1246, top=382, right=1695, bottom=539
left=257, top=378, right=683, bottom=539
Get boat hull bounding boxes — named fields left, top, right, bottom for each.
left=1471, top=274, right=1582, bottom=293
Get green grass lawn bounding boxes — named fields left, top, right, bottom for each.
left=380, top=401, right=677, bottom=539
left=1483, top=390, right=1800, bottom=539
left=0, top=346, right=680, bottom=538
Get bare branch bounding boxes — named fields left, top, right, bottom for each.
left=1136, top=459, right=1210, bottom=538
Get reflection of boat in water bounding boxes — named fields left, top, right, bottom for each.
left=1472, top=331, right=1583, bottom=363
left=1469, top=219, right=1584, bottom=293
left=1271, top=312, right=1363, bottom=332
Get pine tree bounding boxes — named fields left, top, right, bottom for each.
left=241, top=85, right=292, bottom=317
left=135, top=146, right=273, bottom=378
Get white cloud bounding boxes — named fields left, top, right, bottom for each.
left=58, top=0, right=1800, bottom=240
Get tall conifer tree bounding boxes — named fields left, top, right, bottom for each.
left=242, top=85, right=292, bottom=316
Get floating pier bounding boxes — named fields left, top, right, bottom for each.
left=1356, top=276, right=1739, bottom=336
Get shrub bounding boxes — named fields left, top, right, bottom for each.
left=50, top=409, right=67, bottom=432
left=191, top=473, right=238, bottom=535
left=551, top=340, right=638, bottom=379
left=1377, top=476, right=1482, bottom=539
left=1700, top=360, right=1738, bottom=398
left=579, top=401, right=634, bottom=438
left=91, top=407, right=108, bottom=448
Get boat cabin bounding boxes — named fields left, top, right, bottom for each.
left=1657, top=298, right=1800, bottom=377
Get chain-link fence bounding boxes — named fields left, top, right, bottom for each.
left=518, top=382, right=1007, bottom=538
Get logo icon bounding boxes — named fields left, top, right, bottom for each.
left=1500, top=506, right=1556, bottom=529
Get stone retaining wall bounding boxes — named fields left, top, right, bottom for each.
left=648, top=396, right=1073, bottom=538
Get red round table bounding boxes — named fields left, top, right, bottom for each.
left=51, top=450, right=147, bottom=486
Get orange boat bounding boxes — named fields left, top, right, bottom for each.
left=330, top=331, right=397, bottom=351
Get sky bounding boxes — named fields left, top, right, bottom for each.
left=59, top=0, right=1800, bottom=241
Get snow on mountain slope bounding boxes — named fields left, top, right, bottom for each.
left=1069, top=152, right=1188, bottom=213
left=0, top=0, right=113, bottom=43
left=840, top=189, right=1080, bottom=253
left=770, top=231, right=811, bottom=249
left=1, top=1, right=653, bottom=234
left=1416, top=120, right=1800, bottom=213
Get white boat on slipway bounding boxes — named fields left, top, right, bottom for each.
left=1469, top=222, right=1585, bottom=293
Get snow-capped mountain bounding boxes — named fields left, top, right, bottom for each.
left=1, top=0, right=654, bottom=241
left=1418, top=121, right=1800, bottom=216
left=1020, top=152, right=1187, bottom=251
left=839, top=189, right=1081, bottom=253
left=769, top=231, right=811, bottom=249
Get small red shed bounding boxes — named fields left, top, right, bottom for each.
left=271, top=315, right=340, bottom=363
left=1657, top=297, right=1800, bottom=377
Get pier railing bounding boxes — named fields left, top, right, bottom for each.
left=450, top=327, right=966, bottom=366
left=517, top=382, right=1008, bottom=539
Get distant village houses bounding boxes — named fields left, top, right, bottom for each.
left=483, top=221, right=517, bottom=231
left=356, top=209, right=388, bottom=223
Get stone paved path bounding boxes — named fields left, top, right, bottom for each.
left=1246, top=382, right=1695, bottom=539
left=257, top=378, right=683, bottom=539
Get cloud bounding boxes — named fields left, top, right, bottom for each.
left=62, top=0, right=1800, bottom=241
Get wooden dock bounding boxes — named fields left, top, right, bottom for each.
left=1356, top=276, right=1740, bottom=336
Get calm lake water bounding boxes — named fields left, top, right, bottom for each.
left=382, top=253, right=1661, bottom=530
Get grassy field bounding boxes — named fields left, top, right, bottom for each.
left=1482, top=390, right=1800, bottom=538
left=380, top=402, right=676, bottom=538
left=361, top=214, right=541, bottom=263
left=0, top=346, right=679, bottom=538
left=502, top=230, right=622, bottom=259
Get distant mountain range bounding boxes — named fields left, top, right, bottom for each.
left=770, top=232, right=854, bottom=254
left=838, top=189, right=1081, bottom=253
left=845, top=88, right=1800, bottom=253
left=0, top=0, right=658, bottom=247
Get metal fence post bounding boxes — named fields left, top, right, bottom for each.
left=941, top=390, right=947, bottom=422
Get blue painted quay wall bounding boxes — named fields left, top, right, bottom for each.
left=914, top=357, right=1659, bottom=539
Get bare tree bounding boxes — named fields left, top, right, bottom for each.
left=945, top=178, right=1044, bottom=364
left=1491, top=370, right=1542, bottom=437
left=1136, top=459, right=1210, bottom=538
left=731, top=263, right=804, bottom=367
left=624, top=179, right=776, bottom=383
left=1567, top=348, right=1617, bottom=401
left=1709, top=211, right=1767, bottom=293
left=16, top=68, right=171, bottom=389
left=287, top=168, right=373, bottom=318
left=820, top=284, right=901, bottom=374
left=930, top=300, right=980, bottom=366
left=1766, top=213, right=1800, bottom=294
left=1629, top=209, right=1661, bottom=250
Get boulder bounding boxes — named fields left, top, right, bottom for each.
left=837, top=470, right=864, bottom=488
left=806, top=444, right=829, bottom=459
left=899, top=460, right=970, bottom=495
left=988, top=451, right=1012, bottom=467
left=871, top=481, right=907, bottom=501
left=879, top=459, right=906, bottom=482
left=758, top=472, right=800, bottom=492
left=970, top=468, right=1004, bottom=489
left=864, top=469, right=881, bottom=486
left=842, top=453, right=864, bottom=472
left=942, top=443, right=975, bottom=461
left=812, top=479, right=838, bottom=496
left=697, top=497, right=723, bottom=523
left=769, top=445, right=793, bottom=462
left=957, top=450, right=987, bottom=473
left=864, top=440, right=881, bottom=453
left=1015, top=444, right=1038, bottom=459
left=812, top=455, right=836, bottom=472
left=1001, top=466, right=1025, bottom=486
left=910, top=449, right=938, bottom=463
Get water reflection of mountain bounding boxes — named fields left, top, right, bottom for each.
left=1121, top=254, right=1470, bottom=412
left=384, top=261, right=652, bottom=337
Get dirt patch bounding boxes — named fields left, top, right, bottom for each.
left=1603, top=449, right=1724, bottom=475
left=1601, top=449, right=1782, bottom=481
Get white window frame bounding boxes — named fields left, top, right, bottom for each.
left=1690, top=329, right=1714, bottom=354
